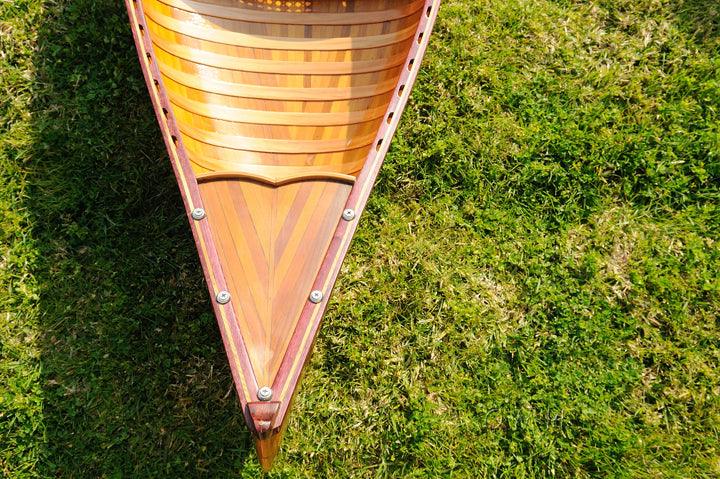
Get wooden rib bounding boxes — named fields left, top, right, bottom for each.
left=184, top=148, right=369, bottom=176
left=144, top=3, right=419, bottom=51
left=157, top=64, right=400, bottom=101
left=157, top=0, right=425, bottom=25
left=196, top=169, right=356, bottom=186
left=159, top=72, right=395, bottom=111
left=151, top=34, right=410, bottom=75
left=166, top=89, right=389, bottom=126
left=178, top=122, right=378, bottom=154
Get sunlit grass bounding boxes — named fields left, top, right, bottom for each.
left=1, top=0, right=718, bottom=477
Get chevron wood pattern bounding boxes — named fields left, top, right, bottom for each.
left=125, top=0, right=442, bottom=470
left=198, top=177, right=352, bottom=388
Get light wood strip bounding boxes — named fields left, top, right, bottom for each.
left=144, top=3, right=419, bottom=51
left=269, top=184, right=331, bottom=376
left=167, top=89, right=389, bottom=126
left=273, top=182, right=329, bottom=284
left=266, top=181, right=329, bottom=382
left=185, top=149, right=368, bottom=176
left=178, top=122, right=378, bottom=154
left=158, top=0, right=425, bottom=26
left=229, top=181, right=273, bottom=293
left=205, top=182, right=271, bottom=377
left=181, top=134, right=372, bottom=165
left=151, top=34, right=409, bottom=75
left=158, top=65, right=399, bottom=101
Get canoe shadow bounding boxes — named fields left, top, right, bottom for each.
left=28, top=0, right=254, bottom=475
left=671, top=0, right=719, bottom=50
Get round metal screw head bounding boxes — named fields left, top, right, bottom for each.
left=342, top=208, right=356, bottom=221
left=191, top=208, right=206, bottom=220
left=257, top=386, right=273, bottom=401
left=215, top=290, right=231, bottom=304
left=309, top=290, right=323, bottom=304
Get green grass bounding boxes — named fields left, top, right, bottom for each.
left=1, top=0, right=719, bottom=477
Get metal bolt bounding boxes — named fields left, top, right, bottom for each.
left=342, top=208, right=356, bottom=221
left=257, top=386, right=273, bottom=401
left=309, top=290, right=323, bottom=304
left=216, top=290, right=231, bottom=304
left=191, top=208, right=206, bottom=220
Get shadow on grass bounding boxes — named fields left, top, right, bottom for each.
left=27, top=1, right=255, bottom=475
left=671, top=0, right=720, bottom=50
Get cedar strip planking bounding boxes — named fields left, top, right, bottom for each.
left=125, top=0, right=441, bottom=470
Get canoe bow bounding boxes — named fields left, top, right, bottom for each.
left=124, top=0, right=441, bottom=469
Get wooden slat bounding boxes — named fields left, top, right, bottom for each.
left=157, top=64, right=400, bottom=101
left=166, top=89, right=389, bottom=126
left=178, top=122, right=378, bottom=153
left=150, top=33, right=409, bottom=75
left=144, top=2, right=419, bottom=51
left=157, top=0, right=425, bottom=25
left=183, top=145, right=369, bottom=175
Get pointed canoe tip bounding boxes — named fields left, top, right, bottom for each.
left=247, top=401, right=284, bottom=470
left=255, top=430, right=284, bottom=472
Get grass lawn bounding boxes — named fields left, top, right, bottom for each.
left=1, top=0, right=719, bottom=477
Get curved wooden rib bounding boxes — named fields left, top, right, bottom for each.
left=166, top=89, right=389, bottom=126
left=178, top=123, right=378, bottom=154
left=157, top=63, right=401, bottom=100
left=183, top=146, right=367, bottom=178
left=144, top=2, right=419, bottom=50
left=126, top=0, right=441, bottom=470
left=151, top=34, right=410, bottom=75
left=158, top=0, right=425, bottom=25
left=183, top=146, right=369, bottom=177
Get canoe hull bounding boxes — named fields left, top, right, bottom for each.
left=125, top=0, right=441, bottom=469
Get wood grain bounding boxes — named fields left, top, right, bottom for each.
left=198, top=177, right=352, bottom=388
left=127, top=0, right=441, bottom=469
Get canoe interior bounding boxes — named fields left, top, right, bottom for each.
left=126, top=0, right=440, bottom=469
left=144, top=0, right=425, bottom=181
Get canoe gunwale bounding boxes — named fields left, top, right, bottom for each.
left=125, top=0, right=442, bottom=467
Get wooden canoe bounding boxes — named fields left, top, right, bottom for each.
left=124, top=0, right=441, bottom=469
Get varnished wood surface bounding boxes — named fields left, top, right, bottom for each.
left=198, top=177, right=352, bottom=388
left=127, top=0, right=441, bottom=469
left=142, top=0, right=423, bottom=180
left=247, top=401, right=281, bottom=437
left=157, top=0, right=425, bottom=25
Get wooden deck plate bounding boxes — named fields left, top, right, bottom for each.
left=124, top=0, right=441, bottom=470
